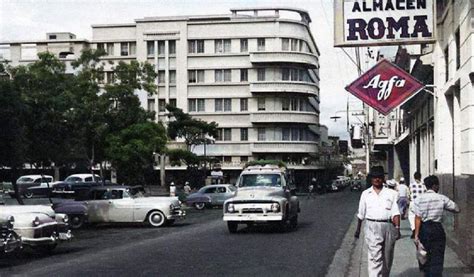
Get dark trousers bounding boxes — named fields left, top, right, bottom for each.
left=419, top=221, right=446, bottom=277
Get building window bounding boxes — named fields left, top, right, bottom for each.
left=97, top=71, right=105, bottom=84
left=49, top=34, right=57, bottom=40
left=158, top=71, right=166, bottom=84
left=106, top=72, right=114, bottom=84
left=215, top=39, right=231, bottom=53
left=215, top=69, right=231, bottom=82
left=223, top=156, right=232, bottom=163
left=257, top=38, right=265, bottom=51
left=455, top=28, right=460, bottom=70
left=188, top=70, right=205, bottom=83
left=147, top=41, right=155, bottom=55
left=106, top=43, right=114, bottom=56
left=120, top=42, right=129, bottom=56
left=120, top=42, right=136, bottom=56
left=282, top=38, right=289, bottom=51
left=224, top=98, right=232, bottom=111
left=282, top=98, right=290, bottom=111
left=188, top=99, right=197, bottom=112
left=240, top=156, right=248, bottom=163
left=169, top=70, right=176, bottom=84
left=291, top=39, right=298, bottom=51
left=240, top=128, right=248, bottom=141
left=444, top=47, right=449, bottom=82
left=258, top=98, right=266, bottom=111
left=240, top=98, right=248, bottom=111
left=240, top=69, right=248, bottom=82
left=291, top=98, right=298, bottom=111
left=282, top=128, right=290, bottom=141
left=169, top=99, right=176, bottom=107
left=291, top=128, right=299, bottom=141
left=188, top=40, right=204, bottom=53
left=158, top=41, right=165, bottom=55
left=257, top=68, right=266, bottom=81
left=215, top=98, right=223, bottom=112
left=240, top=39, right=248, bottom=52
left=215, top=129, right=222, bottom=141
left=223, top=128, right=232, bottom=141
left=258, top=128, right=266, bottom=141
left=158, top=99, right=166, bottom=112
left=169, top=40, right=176, bottom=55
left=197, top=99, right=205, bottom=112
left=148, top=99, right=156, bottom=112
left=97, top=43, right=105, bottom=52
left=281, top=68, right=309, bottom=82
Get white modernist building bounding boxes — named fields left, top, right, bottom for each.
left=0, top=7, right=322, bottom=172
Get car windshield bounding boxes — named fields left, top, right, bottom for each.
left=239, top=174, right=282, bottom=187
left=17, top=177, right=33, bottom=183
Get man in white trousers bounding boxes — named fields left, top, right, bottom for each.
left=354, top=166, right=401, bottom=277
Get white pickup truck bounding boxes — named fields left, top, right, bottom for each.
left=223, top=164, right=299, bottom=233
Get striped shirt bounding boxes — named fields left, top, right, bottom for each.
left=409, top=180, right=426, bottom=201
left=413, top=190, right=460, bottom=222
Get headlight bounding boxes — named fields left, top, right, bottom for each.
left=271, top=203, right=280, bottom=212
left=227, top=203, right=235, bottom=213
left=33, top=217, right=40, bottom=227
left=170, top=204, right=175, bottom=210
left=62, top=214, right=69, bottom=223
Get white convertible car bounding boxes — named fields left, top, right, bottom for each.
left=82, top=186, right=186, bottom=227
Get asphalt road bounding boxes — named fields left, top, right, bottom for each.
left=0, top=190, right=359, bottom=277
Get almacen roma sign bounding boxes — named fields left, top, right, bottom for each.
left=334, top=0, right=435, bottom=47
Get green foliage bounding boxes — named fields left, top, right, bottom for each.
left=105, top=122, right=167, bottom=184
left=166, top=148, right=201, bottom=167
left=245, top=160, right=287, bottom=168
left=166, top=105, right=218, bottom=150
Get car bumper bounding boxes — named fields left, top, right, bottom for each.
left=22, top=230, right=72, bottom=246
left=167, top=210, right=186, bottom=220
left=1, top=232, right=22, bottom=253
left=223, top=213, right=283, bottom=222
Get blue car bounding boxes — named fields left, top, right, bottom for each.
left=185, top=184, right=237, bottom=210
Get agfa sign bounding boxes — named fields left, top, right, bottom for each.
left=334, top=0, right=435, bottom=47
left=345, top=59, right=424, bottom=115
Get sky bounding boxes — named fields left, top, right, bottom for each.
left=0, top=0, right=367, bottom=139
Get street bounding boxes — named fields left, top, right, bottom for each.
left=0, top=191, right=359, bottom=276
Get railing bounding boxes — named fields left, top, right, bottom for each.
left=250, top=81, right=319, bottom=96
left=249, top=51, right=318, bottom=68
left=250, top=111, right=319, bottom=124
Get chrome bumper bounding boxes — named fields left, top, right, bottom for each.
left=22, top=230, right=72, bottom=246
left=167, top=210, right=186, bottom=220
left=223, top=213, right=283, bottom=222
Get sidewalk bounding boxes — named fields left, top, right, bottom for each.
left=327, top=216, right=474, bottom=277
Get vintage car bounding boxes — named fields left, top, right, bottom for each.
left=82, top=186, right=185, bottom=227
left=185, top=184, right=237, bottom=210
left=52, top=174, right=107, bottom=198
left=1, top=182, right=13, bottom=195
left=0, top=215, right=22, bottom=255
left=223, top=164, right=300, bottom=233
left=52, top=200, right=88, bottom=229
left=0, top=205, right=72, bottom=252
left=13, top=175, right=54, bottom=198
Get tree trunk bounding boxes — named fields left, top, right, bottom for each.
left=11, top=166, right=24, bottom=205
left=99, top=162, right=105, bottom=185
left=160, top=154, right=166, bottom=187
left=54, top=166, right=60, bottom=181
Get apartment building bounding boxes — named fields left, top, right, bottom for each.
left=0, top=8, right=322, bottom=177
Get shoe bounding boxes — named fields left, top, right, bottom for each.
left=411, top=231, right=415, bottom=239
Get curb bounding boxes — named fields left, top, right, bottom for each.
left=326, top=214, right=364, bottom=277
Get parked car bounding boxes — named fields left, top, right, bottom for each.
left=185, top=184, right=237, bottom=210
left=52, top=200, right=88, bottom=229
left=52, top=174, right=106, bottom=198
left=10, top=175, right=54, bottom=199
left=82, top=186, right=185, bottom=227
left=0, top=215, right=22, bottom=255
left=1, top=182, right=13, bottom=195
left=0, top=205, right=72, bottom=252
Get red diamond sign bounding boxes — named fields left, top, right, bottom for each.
left=345, top=59, right=424, bottom=115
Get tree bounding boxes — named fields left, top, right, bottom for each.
left=105, top=122, right=167, bottom=185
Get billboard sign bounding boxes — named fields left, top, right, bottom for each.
left=345, top=59, right=424, bottom=115
left=334, top=0, right=435, bottom=47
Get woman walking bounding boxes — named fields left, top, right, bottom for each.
left=414, top=175, right=460, bottom=276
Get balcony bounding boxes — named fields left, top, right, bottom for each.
left=250, top=111, right=319, bottom=125
left=250, top=81, right=319, bottom=97
left=251, top=142, right=318, bottom=153
left=250, top=51, right=318, bottom=68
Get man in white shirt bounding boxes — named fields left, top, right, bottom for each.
left=354, top=166, right=401, bottom=277
left=397, top=177, right=409, bottom=219
left=169, top=182, right=176, bottom=197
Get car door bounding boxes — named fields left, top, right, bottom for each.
left=106, top=190, right=134, bottom=222
left=214, top=186, right=228, bottom=205
left=203, top=187, right=218, bottom=205
left=86, top=190, right=111, bottom=223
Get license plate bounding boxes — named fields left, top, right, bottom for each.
left=244, top=214, right=258, bottom=220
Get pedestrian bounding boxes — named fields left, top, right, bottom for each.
left=183, top=181, right=191, bottom=195
left=169, top=181, right=176, bottom=197
left=307, top=178, right=315, bottom=199
left=354, top=166, right=401, bottom=277
left=409, top=172, right=427, bottom=238
left=397, top=177, right=409, bottom=219
left=414, top=175, right=460, bottom=276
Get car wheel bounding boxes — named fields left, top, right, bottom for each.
left=147, top=210, right=166, bottom=227
left=194, top=202, right=206, bottom=210
left=24, top=192, right=34, bottom=199
left=69, top=215, right=85, bottom=229
left=227, top=221, right=238, bottom=233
